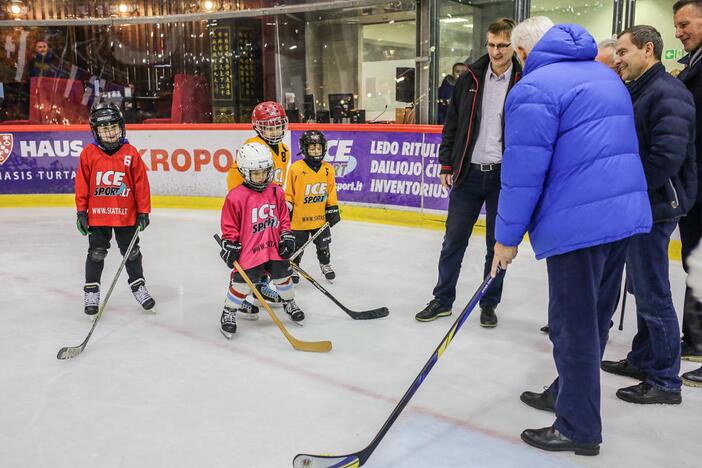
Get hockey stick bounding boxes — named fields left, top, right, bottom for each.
left=291, top=263, right=389, bottom=320
left=618, top=276, right=628, bottom=331
left=289, top=222, right=330, bottom=262
left=57, top=228, right=140, bottom=360
left=293, top=268, right=503, bottom=467
left=214, top=234, right=332, bottom=353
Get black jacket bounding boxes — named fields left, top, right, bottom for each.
left=679, top=53, right=702, bottom=202
left=438, top=54, right=521, bottom=186
left=629, top=62, right=697, bottom=222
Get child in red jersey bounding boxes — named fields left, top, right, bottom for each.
left=218, top=142, right=303, bottom=338
left=75, top=102, right=155, bottom=315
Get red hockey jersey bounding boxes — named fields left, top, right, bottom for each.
left=75, top=142, right=151, bottom=227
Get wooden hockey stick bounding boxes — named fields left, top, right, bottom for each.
left=215, top=234, right=332, bottom=353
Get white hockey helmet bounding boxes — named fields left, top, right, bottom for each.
left=237, top=142, right=274, bottom=191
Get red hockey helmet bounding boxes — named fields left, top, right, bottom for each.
left=251, top=101, right=288, bottom=145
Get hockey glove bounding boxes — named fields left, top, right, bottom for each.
left=325, top=205, right=341, bottom=227
left=220, top=239, right=242, bottom=269
left=278, top=231, right=296, bottom=259
left=137, top=213, right=150, bottom=231
left=76, top=211, right=90, bottom=236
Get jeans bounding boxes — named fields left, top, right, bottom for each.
left=432, top=167, right=504, bottom=309
left=626, top=221, right=682, bottom=392
left=546, top=239, right=628, bottom=444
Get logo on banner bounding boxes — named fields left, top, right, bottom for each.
left=0, top=134, right=14, bottom=165
left=325, top=140, right=357, bottom=178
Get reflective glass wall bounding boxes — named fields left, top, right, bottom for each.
left=0, top=0, right=692, bottom=125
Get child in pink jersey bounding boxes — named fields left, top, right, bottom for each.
left=218, top=142, right=304, bottom=338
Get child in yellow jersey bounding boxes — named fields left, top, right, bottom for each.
left=226, top=101, right=292, bottom=191
left=285, top=130, right=341, bottom=282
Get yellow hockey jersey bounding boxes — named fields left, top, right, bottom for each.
left=227, top=135, right=291, bottom=191
left=285, top=160, right=338, bottom=231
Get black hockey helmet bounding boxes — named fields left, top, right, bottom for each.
left=299, top=130, right=327, bottom=162
left=89, top=102, right=126, bottom=151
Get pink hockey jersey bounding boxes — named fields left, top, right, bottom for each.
left=220, top=184, right=291, bottom=270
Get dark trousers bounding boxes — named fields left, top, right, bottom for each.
left=86, top=226, right=144, bottom=286
left=626, top=221, right=682, bottom=392
left=292, top=226, right=331, bottom=265
left=432, top=167, right=504, bottom=309
left=546, top=239, right=628, bottom=445
left=679, top=201, right=702, bottom=351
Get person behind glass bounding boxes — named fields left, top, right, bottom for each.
left=415, top=18, right=521, bottom=327
left=437, top=62, right=467, bottom=125
left=674, top=0, right=702, bottom=387
left=28, top=40, right=58, bottom=78
left=599, top=26, right=696, bottom=405
left=491, top=18, right=651, bottom=454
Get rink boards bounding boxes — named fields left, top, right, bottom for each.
left=0, top=123, right=680, bottom=259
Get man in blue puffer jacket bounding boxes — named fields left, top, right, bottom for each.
left=490, top=18, right=652, bottom=455
left=601, top=25, right=695, bottom=406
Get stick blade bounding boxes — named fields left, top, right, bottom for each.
left=293, top=454, right=360, bottom=468
left=56, top=346, right=82, bottom=360
left=349, top=307, right=389, bottom=320
left=291, top=339, right=333, bottom=353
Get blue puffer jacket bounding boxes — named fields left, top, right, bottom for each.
left=495, top=24, right=652, bottom=259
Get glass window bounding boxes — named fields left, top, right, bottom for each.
left=0, top=1, right=420, bottom=125
left=530, top=0, right=615, bottom=44
left=634, top=0, right=684, bottom=73
left=435, top=0, right=514, bottom=124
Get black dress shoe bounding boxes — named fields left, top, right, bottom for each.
left=540, top=325, right=549, bottom=334
left=601, top=359, right=647, bottom=381
left=682, top=366, right=702, bottom=388
left=681, top=341, right=702, bottom=363
left=415, top=299, right=451, bottom=322
left=521, top=426, right=600, bottom=456
left=520, top=388, right=555, bottom=413
left=616, top=382, right=682, bottom=404
left=480, top=305, right=497, bottom=328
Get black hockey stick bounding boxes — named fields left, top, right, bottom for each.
left=292, top=268, right=503, bottom=468
left=57, top=228, right=140, bottom=360
left=290, top=222, right=330, bottom=262
left=618, top=276, right=628, bottom=331
left=291, top=263, right=389, bottom=320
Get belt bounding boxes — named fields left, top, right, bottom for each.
left=470, top=162, right=501, bottom=172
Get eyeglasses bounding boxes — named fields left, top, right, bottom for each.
left=486, top=42, right=512, bottom=50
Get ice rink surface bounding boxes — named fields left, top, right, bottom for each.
left=1, top=208, right=700, bottom=468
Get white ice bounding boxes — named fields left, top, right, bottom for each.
left=1, top=208, right=700, bottom=468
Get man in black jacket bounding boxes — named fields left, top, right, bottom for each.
left=416, top=18, right=521, bottom=327
left=601, top=25, right=696, bottom=404
left=674, top=0, right=702, bottom=387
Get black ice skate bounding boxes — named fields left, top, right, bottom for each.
left=130, top=278, right=156, bottom=310
left=320, top=263, right=335, bottom=281
left=83, top=284, right=100, bottom=316
left=283, top=299, right=305, bottom=322
left=220, top=306, right=237, bottom=339
left=239, top=300, right=259, bottom=321
left=255, top=281, right=282, bottom=303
